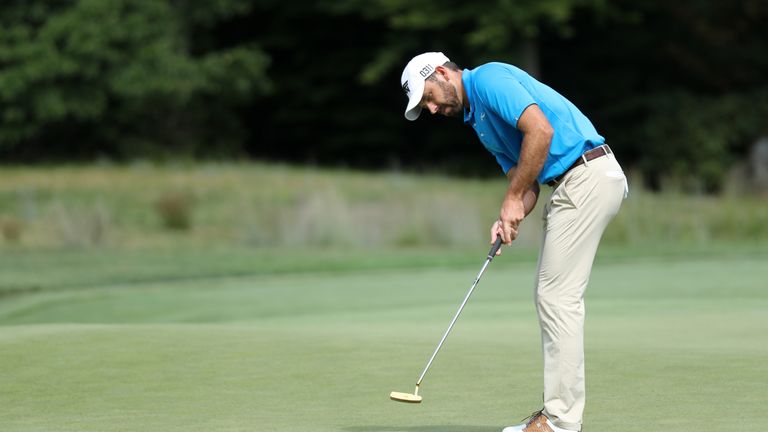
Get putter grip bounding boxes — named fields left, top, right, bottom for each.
left=487, top=236, right=503, bottom=260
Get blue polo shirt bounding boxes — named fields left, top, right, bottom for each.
left=462, top=63, right=604, bottom=184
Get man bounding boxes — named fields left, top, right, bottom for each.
left=400, top=52, right=628, bottom=432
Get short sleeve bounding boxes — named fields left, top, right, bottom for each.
left=475, top=70, right=536, bottom=129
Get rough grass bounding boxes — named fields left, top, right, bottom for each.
left=0, top=163, right=766, bottom=251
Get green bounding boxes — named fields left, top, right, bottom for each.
left=1, top=248, right=766, bottom=431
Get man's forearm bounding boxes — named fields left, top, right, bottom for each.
left=496, top=105, right=553, bottom=244
left=505, top=170, right=540, bottom=216
left=506, top=128, right=551, bottom=199
left=522, top=183, right=540, bottom=216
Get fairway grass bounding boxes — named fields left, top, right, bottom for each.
left=1, top=251, right=767, bottom=431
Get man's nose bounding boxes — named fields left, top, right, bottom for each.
left=427, top=102, right=439, bottom=114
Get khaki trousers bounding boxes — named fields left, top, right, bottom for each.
left=536, top=153, right=627, bottom=431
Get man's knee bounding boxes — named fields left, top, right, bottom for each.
left=536, top=290, right=585, bottom=328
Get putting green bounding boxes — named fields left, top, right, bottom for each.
left=1, top=253, right=767, bottom=431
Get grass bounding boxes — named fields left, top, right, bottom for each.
left=1, top=163, right=767, bottom=250
left=1, top=163, right=767, bottom=431
left=1, top=244, right=767, bottom=431
left=0, top=163, right=507, bottom=249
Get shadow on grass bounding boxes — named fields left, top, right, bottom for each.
left=344, top=426, right=498, bottom=432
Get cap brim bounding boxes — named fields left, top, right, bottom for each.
left=405, top=105, right=422, bottom=121
left=403, top=75, right=425, bottom=121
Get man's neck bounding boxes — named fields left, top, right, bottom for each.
left=457, top=70, right=469, bottom=109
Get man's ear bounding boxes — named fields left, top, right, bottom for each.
left=434, top=65, right=450, bottom=80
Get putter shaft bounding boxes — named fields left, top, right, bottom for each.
left=415, top=237, right=503, bottom=387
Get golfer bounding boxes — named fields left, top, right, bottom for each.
left=400, top=52, right=627, bottom=432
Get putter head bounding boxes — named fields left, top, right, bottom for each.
left=389, top=391, right=422, bottom=403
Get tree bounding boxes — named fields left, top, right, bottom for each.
left=539, top=0, right=768, bottom=191
left=0, top=0, right=271, bottom=159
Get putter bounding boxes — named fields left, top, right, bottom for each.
left=390, top=236, right=504, bottom=403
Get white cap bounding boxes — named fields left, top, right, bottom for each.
left=400, top=52, right=450, bottom=121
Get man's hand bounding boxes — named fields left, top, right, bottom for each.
left=499, top=194, right=525, bottom=244
left=490, top=220, right=503, bottom=256
left=489, top=194, right=525, bottom=253
left=490, top=183, right=540, bottom=255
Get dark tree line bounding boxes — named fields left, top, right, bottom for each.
left=1, top=0, right=766, bottom=191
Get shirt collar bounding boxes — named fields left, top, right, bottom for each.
left=461, top=68, right=475, bottom=124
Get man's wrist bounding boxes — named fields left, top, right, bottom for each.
left=504, top=189, right=525, bottom=201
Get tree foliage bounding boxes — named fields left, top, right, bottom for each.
left=0, top=0, right=765, bottom=191
left=538, top=0, right=768, bottom=191
left=0, top=0, right=270, bottom=158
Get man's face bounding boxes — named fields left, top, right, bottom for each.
left=419, top=75, right=462, bottom=117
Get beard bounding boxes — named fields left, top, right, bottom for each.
left=437, top=80, right=462, bottom=117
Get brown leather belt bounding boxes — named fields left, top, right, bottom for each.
left=546, top=144, right=612, bottom=187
